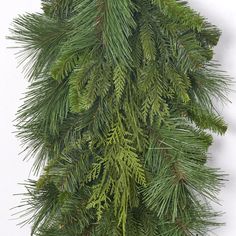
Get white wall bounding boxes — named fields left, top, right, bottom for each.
left=0, top=1, right=235, bottom=235
left=0, top=1, right=41, bottom=236
left=188, top=1, right=236, bottom=235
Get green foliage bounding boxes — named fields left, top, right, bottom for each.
left=142, top=118, right=223, bottom=235
left=152, top=0, right=204, bottom=31
left=68, top=52, right=98, bottom=113
left=113, top=65, right=128, bottom=102
left=138, top=1, right=156, bottom=62
left=102, top=0, right=136, bottom=65
left=166, top=66, right=191, bottom=103
left=86, top=117, right=146, bottom=234
left=9, top=13, right=68, bottom=80
left=42, top=0, right=74, bottom=19
left=186, top=104, right=228, bottom=135
left=51, top=50, right=79, bottom=81
left=15, top=76, right=69, bottom=174
left=171, top=32, right=209, bottom=73
left=189, top=63, right=231, bottom=108
left=10, top=0, right=231, bottom=235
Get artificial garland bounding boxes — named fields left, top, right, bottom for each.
left=10, top=0, right=230, bottom=235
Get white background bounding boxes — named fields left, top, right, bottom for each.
left=0, top=1, right=235, bottom=235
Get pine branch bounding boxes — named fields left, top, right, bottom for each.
left=42, top=0, right=74, bottom=19
left=102, top=0, right=136, bottom=66
left=9, top=14, right=67, bottom=80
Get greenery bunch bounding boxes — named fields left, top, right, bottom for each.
left=10, top=0, right=231, bottom=235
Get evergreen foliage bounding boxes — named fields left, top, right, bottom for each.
left=10, top=0, right=231, bottom=235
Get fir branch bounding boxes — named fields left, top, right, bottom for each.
left=152, top=0, right=204, bottom=31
